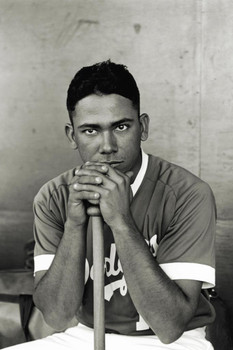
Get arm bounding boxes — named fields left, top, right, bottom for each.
left=33, top=174, right=97, bottom=330
left=75, top=163, right=206, bottom=343
left=109, top=216, right=202, bottom=343
left=33, top=222, right=86, bottom=330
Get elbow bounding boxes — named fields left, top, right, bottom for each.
left=154, top=304, right=195, bottom=343
left=33, top=292, right=74, bottom=331
left=152, top=320, right=185, bottom=344
left=158, top=328, right=184, bottom=344
left=42, top=311, right=72, bottom=331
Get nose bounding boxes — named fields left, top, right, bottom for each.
left=99, top=131, right=118, bottom=154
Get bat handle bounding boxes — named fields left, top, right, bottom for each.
left=92, top=215, right=105, bottom=350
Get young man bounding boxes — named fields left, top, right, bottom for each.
left=6, top=61, right=215, bottom=349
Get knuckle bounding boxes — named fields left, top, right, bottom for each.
left=74, top=167, right=81, bottom=176
left=110, top=183, right=117, bottom=191
left=73, top=183, right=79, bottom=189
left=118, top=177, right=125, bottom=186
left=72, top=183, right=82, bottom=192
left=105, top=188, right=111, bottom=197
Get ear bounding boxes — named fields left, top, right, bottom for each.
left=65, top=123, right=78, bottom=149
left=139, top=113, right=149, bottom=141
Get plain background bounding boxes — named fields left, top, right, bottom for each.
left=0, top=0, right=233, bottom=330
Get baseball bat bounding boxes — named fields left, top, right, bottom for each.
left=92, top=215, right=105, bottom=350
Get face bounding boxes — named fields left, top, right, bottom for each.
left=66, top=94, right=149, bottom=180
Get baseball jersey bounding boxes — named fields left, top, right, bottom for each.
left=33, top=151, right=216, bottom=335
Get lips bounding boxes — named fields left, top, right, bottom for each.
left=99, top=160, right=124, bottom=167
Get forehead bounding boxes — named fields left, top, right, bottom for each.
left=73, top=94, right=138, bottom=124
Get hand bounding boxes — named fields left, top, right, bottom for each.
left=74, top=162, right=134, bottom=226
left=66, top=167, right=97, bottom=228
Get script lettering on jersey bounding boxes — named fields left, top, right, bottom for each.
left=85, top=243, right=127, bottom=301
left=105, top=244, right=123, bottom=277
left=85, top=235, right=158, bottom=302
left=145, top=234, right=158, bottom=257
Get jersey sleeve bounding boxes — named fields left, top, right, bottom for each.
left=33, top=187, right=65, bottom=276
left=156, top=181, right=216, bottom=289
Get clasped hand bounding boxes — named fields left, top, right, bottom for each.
left=68, top=162, right=133, bottom=227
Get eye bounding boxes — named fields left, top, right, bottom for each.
left=115, top=124, right=128, bottom=132
left=84, top=129, right=97, bottom=135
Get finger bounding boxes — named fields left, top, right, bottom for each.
left=125, top=171, right=134, bottom=182
left=98, top=165, right=125, bottom=183
left=76, top=163, right=128, bottom=185
left=74, top=164, right=83, bottom=175
left=83, top=161, right=108, bottom=168
left=87, top=205, right=101, bottom=216
left=76, top=174, right=103, bottom=185
left=87, top=199, right=100, bottom=205
left=74, top=167, right=130, bottom=192
left=74, top=190, right=100, bottom=201
left=75, top=169, right=117, bottom=189
left=75, top=163, right=108, bottom=176
left=73, top=183, right=106, bottom=196
left=106, top=166, right=134, bottom=186
left=81, top=173, right=119, bottom=191
left=69, top=199, right=83, bottom=208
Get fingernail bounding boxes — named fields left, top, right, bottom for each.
left=73, top=183, right=78, bottom=189
left=95, top=177, right=102, bottom=183
left=102, top=165, right=108, bottom=171
left=94, top=193, right=100, bottom=198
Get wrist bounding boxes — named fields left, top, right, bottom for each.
left=108, top=212, right=135, bottom=232
left=65, top=218, right=87, bottom=234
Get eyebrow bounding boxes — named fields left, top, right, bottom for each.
left=77, top=117, right=134, bottom=130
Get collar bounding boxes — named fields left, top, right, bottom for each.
left=131, top=149, right=149, bottom=197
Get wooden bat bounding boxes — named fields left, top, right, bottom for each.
left=92, top=215, right=105, bottom=350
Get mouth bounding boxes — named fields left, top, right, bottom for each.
left=99, top=160, right=124, bottom=167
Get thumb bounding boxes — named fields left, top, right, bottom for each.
left=125, top=171, right=134, bottom=182
left=125, top=171, right=134, bottom=203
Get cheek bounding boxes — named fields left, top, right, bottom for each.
left=76, top=137, right=99, bottom=160
left=121, top=130, right=141, bottom=150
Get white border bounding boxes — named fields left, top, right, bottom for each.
left=160, top=262, right=215, bottom=289
left=131, top=149, right=148, bottom=196
left=34, top=254, right=55, bottom=274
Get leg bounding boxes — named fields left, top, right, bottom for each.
left=3, top=325, right=213, bottom=350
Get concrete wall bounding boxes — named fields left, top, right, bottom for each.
left=0, top=0, right=233, bottom=328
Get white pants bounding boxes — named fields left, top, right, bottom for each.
left=4, top=324, right=213, bottom=350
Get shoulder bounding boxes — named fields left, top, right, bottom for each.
left=34, top=168, right=76, bottom=208
left=147, top=154, right=215, bottom=202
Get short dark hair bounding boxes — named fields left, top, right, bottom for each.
left=66, top=60, right=140, bottom=122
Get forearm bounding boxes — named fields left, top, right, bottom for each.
left=111, top=217, right=198, bottom=343
left=73, top=162, right=202, bottom=342
left=33, top=221, right=86, bottom=330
